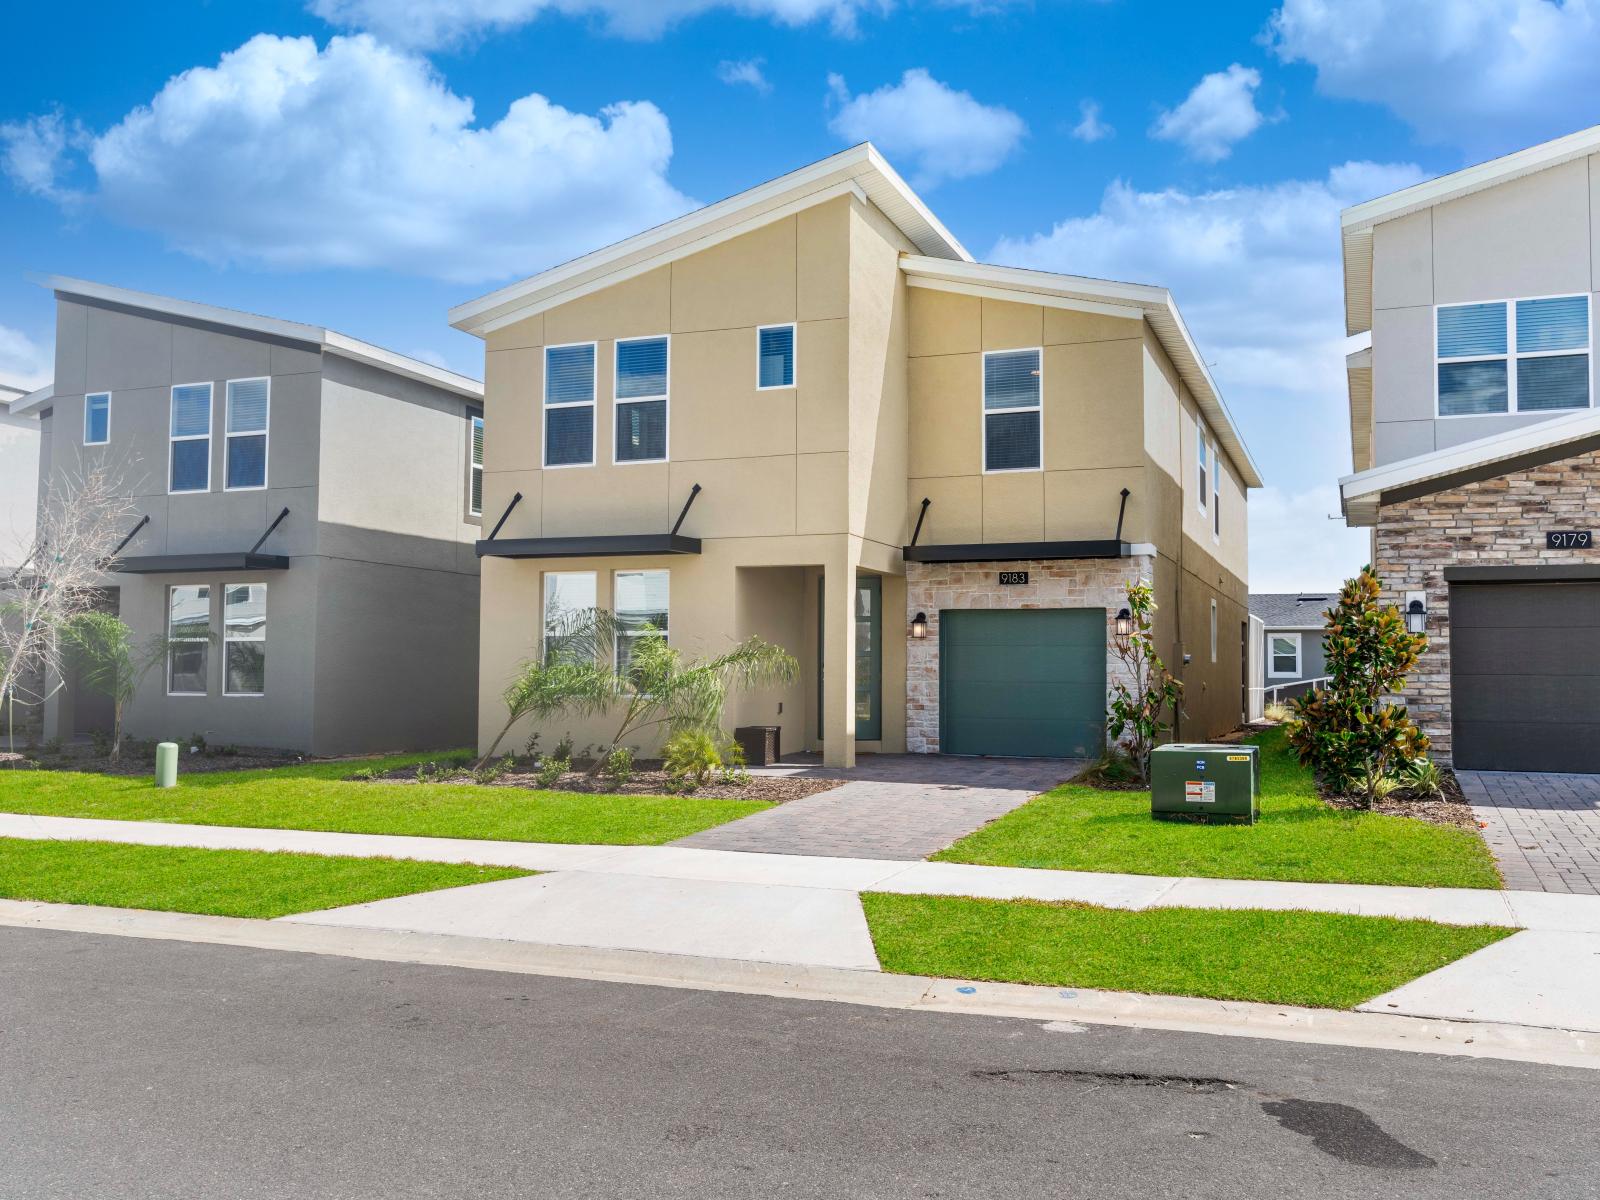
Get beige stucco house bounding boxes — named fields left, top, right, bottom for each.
left=1340, top=123, right=1600, bottom=773
left=453, top=146, right=1260, bottom=767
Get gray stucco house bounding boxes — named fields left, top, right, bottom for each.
left=1249, top=593, right=1330, bottom=702
left=12, top=277, right=484, bottom=755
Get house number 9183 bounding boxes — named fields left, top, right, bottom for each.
left=1547, top=531, right=1593, bottom=549
left=998, top=571, right=1030, bottom=585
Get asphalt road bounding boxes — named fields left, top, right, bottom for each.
left=2, top=926, right=1596, bottom=1199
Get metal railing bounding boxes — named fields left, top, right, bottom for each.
left=1249, top=677, right=1331, bottom=708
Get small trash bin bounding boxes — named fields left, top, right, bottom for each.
left=733, top=725, right=781, bottom=767
left=1150, top=743, right=1259, bottom=824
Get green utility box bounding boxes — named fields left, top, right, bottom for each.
left=1150, top=743, right=1259, bottom=825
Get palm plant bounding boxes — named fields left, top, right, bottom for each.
left=60, top=612, right=197, bottom=760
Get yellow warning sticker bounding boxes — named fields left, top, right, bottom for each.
left=1227, top=755, right=1250, bottom=762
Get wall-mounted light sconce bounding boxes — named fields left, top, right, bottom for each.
left=1114, top=608, right=1132, bottom=639
left=910, top=612, right=928, bottom=640
left=1405, top=591, right=1428, bottom=635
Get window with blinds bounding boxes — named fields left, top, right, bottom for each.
left=982, top=347, right=1042, bottom=472
left=170, top=382, right=213, bottom=493
left=469, top=411, right=484, bottom=516
left=84, top=392, right=110, bottom=445
left=545, top=342, right=596, bottom=467
left=757, top=324, right=795, bottom=389
left=1437, top=295, right=1589, bottom=416
left=615, top=335, right=668, bottom=462
left=225, top=377, right=269, bottom=490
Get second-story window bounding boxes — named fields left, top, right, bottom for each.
left=1197, top=422, right=1209, bottom=514
left=982, top=348, right=1042, bottom=473
left=469, top=410, right=484, bottom=516
left=1213, top=454, right=1222, bottom=541
left=1438, top=294, right=1590, bottom=416
left=225, top=377, right=269, bottom=490
left=758, top=324, right=795, bottom=389
left=545, top=342, right=596, bottom=468
left=84, top=392, right=110, bottom=446
left=615, top=335, right=668, bottom=463
left=170, top=382, right=213, bottom=493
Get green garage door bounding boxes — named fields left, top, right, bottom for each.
left=940, top=609, right=1107, bottom=758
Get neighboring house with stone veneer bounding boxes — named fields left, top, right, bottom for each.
left=12, top=278, right=484, bottom=755
left=1339, top=124, right=1600, bottom=772
left=452, top=145, right=1259, bottom=767
left=1249, top=593, right=1331, bottom=701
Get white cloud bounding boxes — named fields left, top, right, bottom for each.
left=991, top=160, right=1427, bottom=591
left=827, top=68, right=1025, bottom=188
left=0, top=111, right=81, bottom=201
left=309, top=0, right=885, bottom=46
left=1150, top=63, right=1266, bottom=162
left=1070, top=99, right=1113, bottom=143
left=1268, top=0, right=1600, bottom=153
left=0, top=324, right=53, bottom=392
left=7, top=34, right=694, bottom=284
left=718, top=58, right=772, bottom=94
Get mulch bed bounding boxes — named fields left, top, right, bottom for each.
left=4, top=745, right=306, bottom=775
left=1319, top=767, right=1482, bottom=831
left=361, top=761, right=843, bottom=804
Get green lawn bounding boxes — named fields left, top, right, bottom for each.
left=935, top=730, right=1502, bottom=889
left=863, top=892, right=1511, bottom=1009
left=0, top=837, right=531, bottom=918
left=0, top=754, right=770, bottom=845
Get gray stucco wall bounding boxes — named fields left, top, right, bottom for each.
left=0, top=405, right=39, bottom=566
left=1368, top=155, right=1600, bottom=469
left=41, top=295, right=481, bottom=754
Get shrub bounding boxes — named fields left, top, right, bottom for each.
left=1262, top=702, right=1291, bottom=723
left=1077, top=748, right=1142, bottom=788
left=1400, top=757, right=1445, bottom=800
left=663, top=729, right=721, bottom=792
left=1105, top=583, right=1183, bottom=785
left=535, top=755, right=570, bottom=789
left=601, top=745, right=636, bottom=789
left=1285, top=567, right=1429, bottom=808
left=346, top=765, right=381, bottom=782
left=718, top=740, right=751, bottom=787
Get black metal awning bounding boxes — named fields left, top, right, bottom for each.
left=476, top=533, right=701, bottom=560
left=110, top=552, right=292, bottom=575
left=902, top=539, right=1132, bottom=564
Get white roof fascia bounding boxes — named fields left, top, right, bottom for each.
left=1339, top=123, right=1600, bottom=336
left=448, top=143, right=973, bottom=337
left=8, top=383, right=54, bottom=416
left=904, top=273, right=1145, bottom=322
left=1339, top=405, right=1600, bottom=524
left=47, top=276, right=483, bottom=400
left=1346, top=347, right=1373, bottom=474
left=901, top=256, right=1264, bottom=488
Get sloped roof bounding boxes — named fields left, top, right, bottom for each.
left=10, top=277, right=483, bottom=415
left=1341, top=122, right=1600, bottom=335
left=1250, top=592, right=1333, bottom=629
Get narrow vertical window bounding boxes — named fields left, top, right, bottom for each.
left=615, top=569, right=669, bottom=683
left=614, top=335, right=668, bottom=462
left=1213, top=455, right=1222, bottom=541
left=757, top=324, right=795, bottom=389
left=84, top=392, right=110, bottom=445
left=170, top=383, right=213, bottom=493
left=1209, top=599, right=1218, bottom=663
left=982, top=348, right=1042, bottom=472
left=544, top=343, right=596, bottom=467
left=469, top=410, right=484, bottom=516
left=167, top=585, right=211, bottom=695
left=225, top=377, right=269, bottom=490
left=1196, top=422, right=1208, bottom=513
left=543, top=571, right=597, bottom=662
left=223, top=583, right=267, bottom=696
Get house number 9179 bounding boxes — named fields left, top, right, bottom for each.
left=1547, top=531, right=1593, bottom=549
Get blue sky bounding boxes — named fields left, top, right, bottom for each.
left=6, top=0, right=1599, bottom=589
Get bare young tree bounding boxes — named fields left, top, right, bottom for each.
left=0, top=466, right=135, bottom=756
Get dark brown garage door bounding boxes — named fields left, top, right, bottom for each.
left=1450, top=581, right=1600, bottom=772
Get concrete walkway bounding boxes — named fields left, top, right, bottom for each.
left=673, top=753, right=1077, bottom=859
left=1457, top=770, right=1600, bottom=895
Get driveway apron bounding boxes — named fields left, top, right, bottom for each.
left=1456, top=771, right=1600, bottom=895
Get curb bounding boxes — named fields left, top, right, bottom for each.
left=1, top=898, right=1595, bottom=1071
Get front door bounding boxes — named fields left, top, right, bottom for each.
left=817, top=574, right=883, bottom=743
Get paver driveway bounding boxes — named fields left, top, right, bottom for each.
left=671, top=754, right=1078, bottom=860
left=1455, top=771, right=1600, bottom=895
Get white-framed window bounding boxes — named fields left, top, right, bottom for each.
left=757, top=324, right=795, bottom=390
left=544, top=342, right=596, bottom=468
left=223, top=583, right=267, bottom=696
left=614, top=569, right=669, bottom=682
left=1210, top=599, right=1218, bottom=663
left=1437, top=294, right=1591, bottom=417
left=468, top=410, right=484, bottom=516
left=170, top=382, right=213, bottom=493
left=1196, top=421, right=1209, bottom=514
left=1213, top=455, right=1222, bottom=542
left=1268, top=632, right=1302, bottom=678
left=167, top=584, right=210, bottom=695
left=614, top=335, right=669, bottom=463
left=84, top=392, right=110, bottom=446
left=225, top=377, right=269, bottom=491
left=982, top=347, right=1042, bottom=473
left=543, top=571, right=597, bottom=662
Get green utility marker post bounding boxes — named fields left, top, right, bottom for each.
left=155, top=742, right=178, bottom=789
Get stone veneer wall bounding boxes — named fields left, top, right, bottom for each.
left=1373, top=448, right=1600, bottom=763
left=905, top=556, right=1154, bottom=754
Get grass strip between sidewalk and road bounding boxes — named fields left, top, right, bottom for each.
left=935, top=729, right=1502, bottom=890
left=0, top=837, right=532, bottom=919
left=863, top=892, right=1512, bottom=1010
left=0, top=754, right=771, bottom=846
